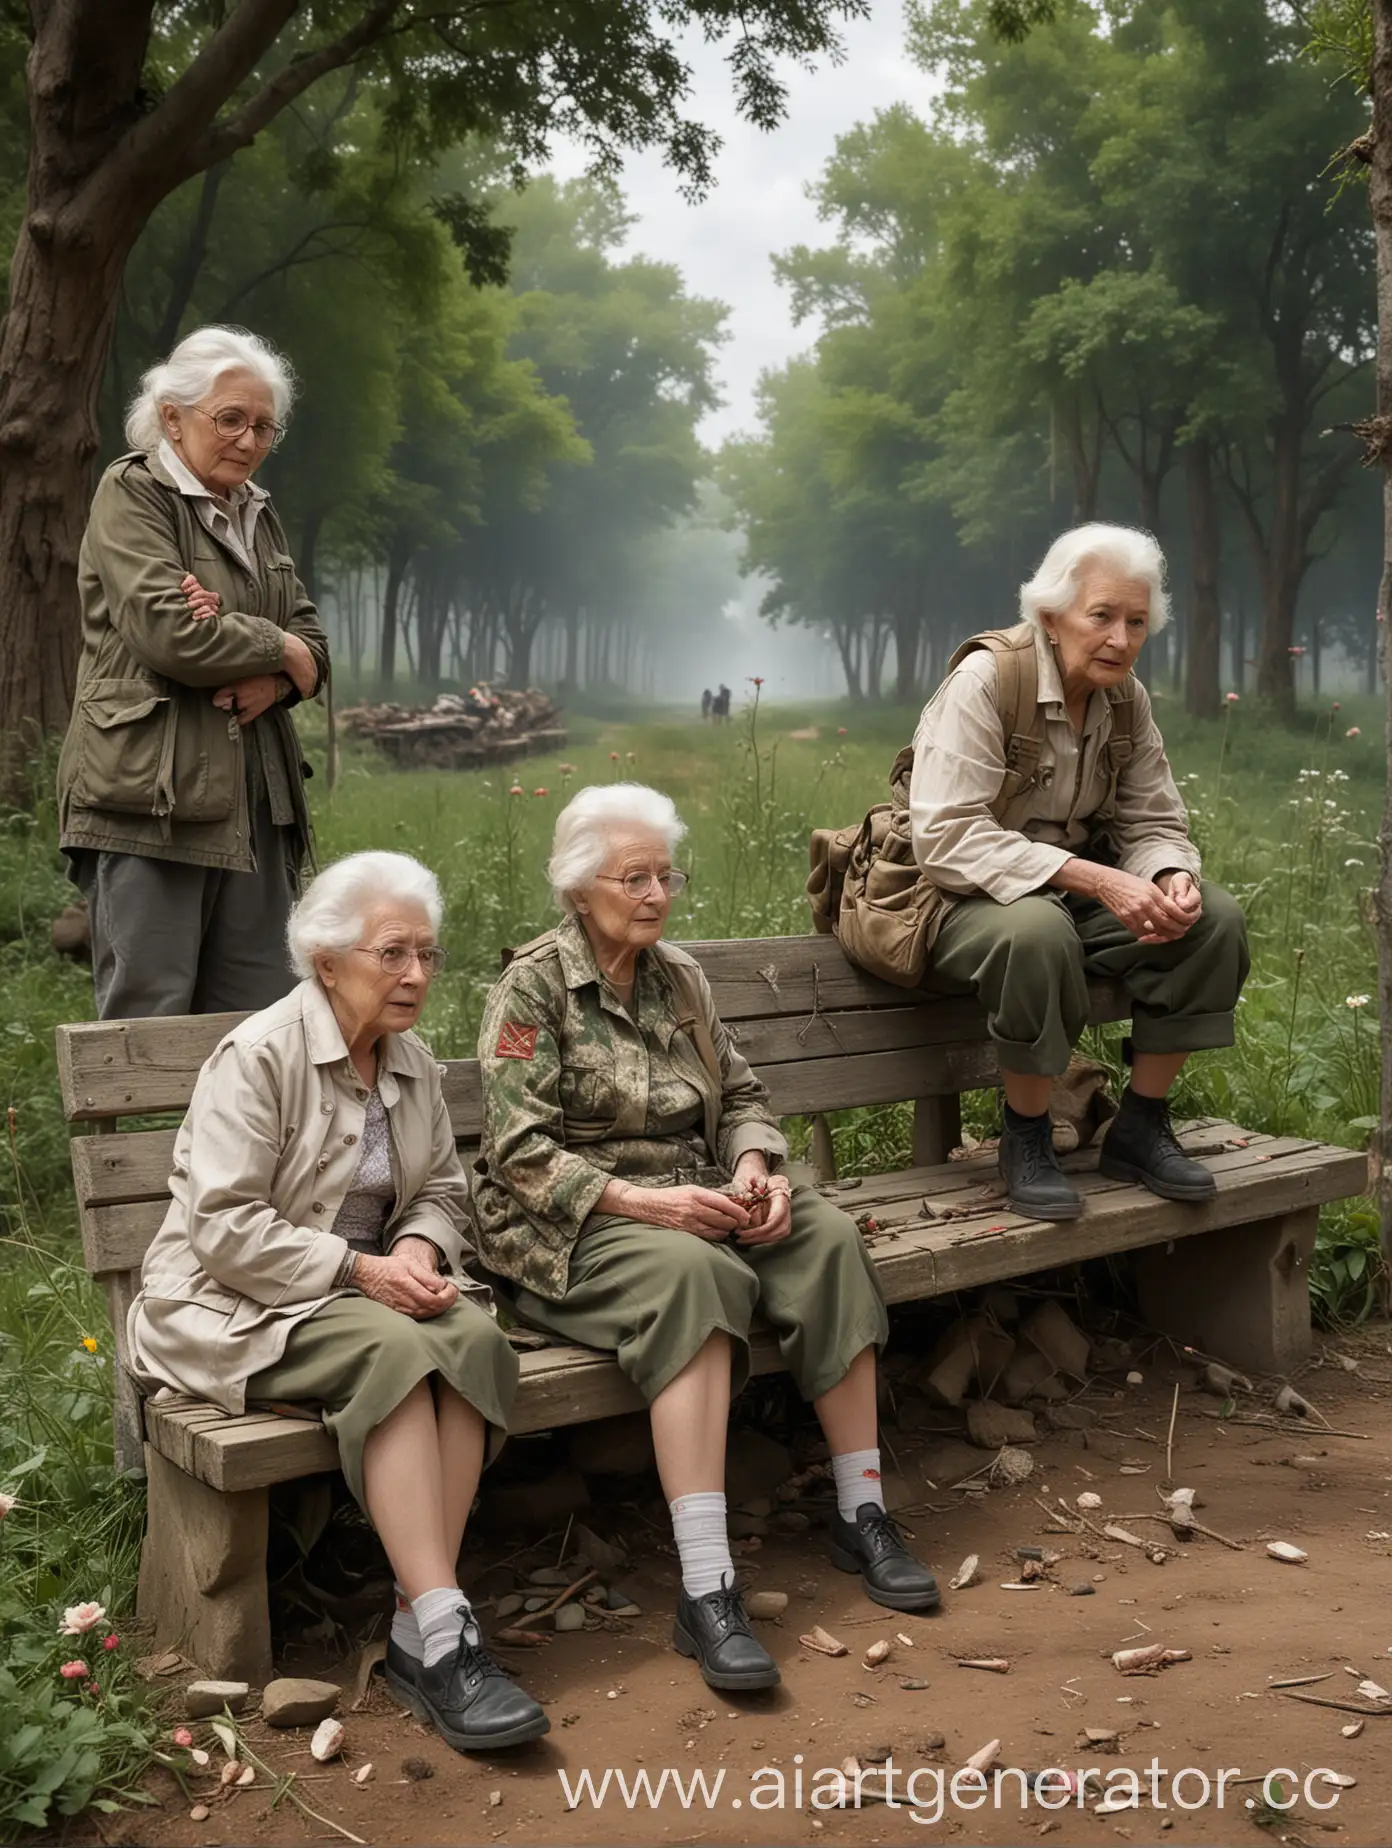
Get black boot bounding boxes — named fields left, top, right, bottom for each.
left=829, top=1502, right=941, bottom=1612
left=390, top=1624, right=549, bottom=1752
left=1099, top=1090, right=1216, bottom=1201
left=998, top=1108, right=1082, bottom=1220
left=673, top=1577, right=780, bottom=1691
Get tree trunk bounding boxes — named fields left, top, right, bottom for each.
left=1371, top=0, right=1392, bottom=1264
left=1232, top=588, right=1246, bottom=695
left=299, top=507, right=325, bottom=602
left=378, top=539, right=410, bottom=690
left=892, top=604, right=921, bottom=702
left=831, top=620, right=863, bottom=701
left=1184, top=438, right=1222, bottom=718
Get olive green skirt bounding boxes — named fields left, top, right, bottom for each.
left=246, top=1295, right=518, bottom=1511
left=513, top=1184, right=888, bottom=1403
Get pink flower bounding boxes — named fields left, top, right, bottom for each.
left=85, top=1681, right=101, bottom=1697
left=749, top=675, right=765, bottom=687
left=172, top=1727, right=194, bottom=1748
left=102, top=1633, right=120, bottom=1651
left=59, top=1660, right=90, bottom=1680
left=1224, top=692, right=1239, bottom=704
left=609, top=751, right=619, bottom=762
left=1288, top=645, right=1307, bottom=656
left=0, top=1491, right=15, bottom=1520
left=1332, top=701, right=1342, bottom=712
left=508, top=784, right=523, bottom=796
left=532, top=787, right=548, bottom=797
left=59, top=1601, right=107, bottom=1635
left=1346, top=726, right=1361, bottom=738
left=837, top=726, right=848, bottom=735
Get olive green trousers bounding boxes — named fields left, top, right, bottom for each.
left=928, top=881, right=1249, bottom=1077
left=513, top=1185, right=889, bottom=1404
left=246, top=1295, right=518, bottom=1512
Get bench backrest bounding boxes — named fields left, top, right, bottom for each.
left=57, top=934, right=1127, bottom=1464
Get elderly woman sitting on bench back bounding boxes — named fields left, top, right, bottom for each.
left=128, top=850, right=546, bottom=1754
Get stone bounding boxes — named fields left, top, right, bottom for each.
left=966, top=1402, right=1037, bottom=1450
left=915, top=1438, right=989, bottom=1486
left=725, top=1430, right=794, bottom=1507
left=184, top=1680, right=249, bottom=1719
left=998, top=1347, right=1057, bottom=1406
left=310, top=1718, right=344, bottom=1762
left=572, top=1523, right=625, bottom=1575
left=567, top=1412, right=655, bottom=1478
left=523, top=1597, right=548, bottom=1612
left=1068, top=1584, right=1096, bottom=1597
left=607, top=1583, right=641, bottom=1610
left=476, top=1466, right=589, bottom=1534
left=745, top=1592, right=789, bottom=1620
left=737, top=1496, right=775, bottom=1519
left=1019, top=1301, right=1091, bottom=1381
left=494, top=1593, right=524, bottom=1619
left=189, top=1805, right=210, bottom=1822
left=773, top=1509, right=811, bottom=1535
left=554, top=1603, right=586, bottom=1633
left=262, top=1678, right=340, bottom=1728
left=728, top=1512, right=770, bottom=1540
left=1044, top=1404, right=1097, bottom=1432
left=528, top=1566, right=575, bottom=1587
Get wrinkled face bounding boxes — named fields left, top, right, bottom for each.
left=1041, top=565, right=1151, bottom=694
left=160, top=367, right=277, bottom=496
left=316, top=903, right=440, bottom=1039
left=576, top=827, right=672, bottom=956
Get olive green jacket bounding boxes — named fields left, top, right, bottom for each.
left=472, top=915, right=788, bottom=1302
left=57, top=450, right=330, bottom=872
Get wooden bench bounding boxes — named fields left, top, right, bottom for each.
left=57, top=935, right=1366, bottom=1682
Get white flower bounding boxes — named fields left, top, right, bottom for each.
left=0, top=1492, right=15, bottom=1520
left=1346, top=995, right=1371, bottom=1010
left=1346, top=858, right=1365, bottom=868
left=59, top=1600, right=108, bottom=1636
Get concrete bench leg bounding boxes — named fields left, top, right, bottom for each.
left=137, top=1445, right=273, bottom=1683
left=1132, top=1206, right=1318, bottom=1376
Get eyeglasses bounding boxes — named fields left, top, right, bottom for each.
left=594, top=870, right=690, bottom=902
left=352, top=945, right=449, bottom=977
left=192, top=406, right=285, bottom=450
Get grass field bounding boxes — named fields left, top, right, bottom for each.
left=0, top=683, right=1384, bottom=1832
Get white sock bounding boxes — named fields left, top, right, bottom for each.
left=832, top=1448, right=885, bottom=1521
left=410, top=1586, right=479, bottom=1666
left=390, top=1584, right=420, bottom=1659
left=671, top=1491, right=735, bottom=1600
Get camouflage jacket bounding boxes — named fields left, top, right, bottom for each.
left=472, top=915, right=787, bottom=1302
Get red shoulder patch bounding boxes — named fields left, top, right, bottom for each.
left=495, top=1021, right=539, bottom=1060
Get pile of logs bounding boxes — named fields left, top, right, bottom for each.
left=338, top=685, right=565, bottom=770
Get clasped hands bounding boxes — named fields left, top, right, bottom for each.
left=352, top=1235, right=457, bottom=1319
left=615, top=1154, right=793, bottom=1247
left=180, top=572, right=316, bottom=723
left=1096, top=866, right=1202, bottom=945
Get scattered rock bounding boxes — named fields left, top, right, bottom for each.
left=999, top=1347, right=1058, bottom=1405
left=528, top=1565, right=577, bottom=1587
left=917, top=1437, right=993, bottom=1486
left=489, top=1789, right=503, bottom=1807
left=800, top=1625, right=848, bottom=1657
left=1076, top=1492, right=1103, bottom=1511
left=219, top=1761, right=243, bottom=1787
left=948, top=1554, right=980, bottom=1591
left=235, top=1765, right=255, bottom=1788
left=567, top=1412, right=654, bottom=1478
left=1068, top=1584, right=1096, bottom=1597
left=476, top=1467, right=589, bottom=1533
left=899, top=1678, right=930, bottom=1691
left=1202, top=1362, right=1252, bottom=1398
left=864, top=1641, right=892, bottom=1667
left=1083, top=1727, right=1119, bottom=1752
left=966, top=1402, right=1037, bottom=1450
left=773, top=1509, right=811, bottom=1535
left=184, top=1680, right=249, bottom=1719
left=725, top=1430, right=794, bottom=1506
left=1088, top=1336, right=1134, bottom=1373
left=606, top=1585, right=641, bottom=1611
left=1266, top=1541, right=1308, bottom=1565
left=1273, top=1384, right=1313, bottom=1418
left=919, top=1732, right=946, bottom=1753
left=745, top=1592, right=789, bottom=1621
left=605, top=1603, right=642, bottom=1618
left=862, top=1741, right=894, bottom=1765
left=1125, top=1371, right=1144, bottom=1386
left=354, top=1764, right=375, bottom=1785
left=262, top=1678, right=340, bottom=1728
left=402, top=1758, right=434, bottom=1781
left=1342, top=1721, right=1365, bottom=1739
left=993, top=1445, right=1035, bottom=1484
left=554, top=1603, right=586, bottom=1633
left=523, top=1597, right=549, bottom=1612
left=572, top=1523, right=625, bottom=1574
left=310, top=1718, right=344, bottom=1763
left=189, top=1805, right=210, bottom=1822
left=1018, top=1301, right=1090, bottom=1381
left=495, top=1593, right=524, bottom=1619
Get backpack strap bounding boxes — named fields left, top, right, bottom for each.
left=1098, top=676, right=1139, bottom=812
left=499, top=928, right=559, bottom=971
left=945, top=625, right=1046, bottom=818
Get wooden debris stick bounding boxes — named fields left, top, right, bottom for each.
left=1277, top=1691, right=1392, bottom=1716
left=1269, top=1674, right=1335, bottom=1690
left=1114, top=1511, right=1246, bottom=1552
left=1165, top=1381, right=1179, bottom=1483
left=1198, top=1412, right=1369, bottom=1439
left=530, top=1568, right=598, bottom=1622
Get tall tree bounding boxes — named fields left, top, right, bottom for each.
left=0, top=0, right=865, bottom=788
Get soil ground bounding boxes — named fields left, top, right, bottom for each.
left=81, top=1326, right=1392, bottom=1848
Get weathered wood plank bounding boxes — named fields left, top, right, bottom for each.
left=57, top=1013, right=243, bottom=1121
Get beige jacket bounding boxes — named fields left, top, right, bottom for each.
left=128, top=980, right=486, bottom=1414
left=909, top=624, right=1200, bottom=905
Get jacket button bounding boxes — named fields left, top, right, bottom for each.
left=344, top=1134, right=357, bottom=1146
left=355, top=1088, right=369, bottom=1102
left=312, top=1201, right=325, bottom=1213
left=321, top=1102, right=333, bottom=1115
left=317, top=1159, right=328, bottom=1172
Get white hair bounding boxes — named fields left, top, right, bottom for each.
left=124, top=325, right=296, bottom=454
left=1019, top=523, right=1171, bottom=633
left=286, top=852, right=442, bottom=979
left=548, top=783, right=686, bottom=913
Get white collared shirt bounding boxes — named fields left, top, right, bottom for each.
left=158, top=438, right=268, bottom=572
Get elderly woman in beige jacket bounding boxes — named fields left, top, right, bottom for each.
left=910, top=524, right=1249, bottom=1223
left=128, top=850, right=546, bottom=1755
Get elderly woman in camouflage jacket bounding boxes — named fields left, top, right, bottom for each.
left=474, top=784, right=940, bottom=1697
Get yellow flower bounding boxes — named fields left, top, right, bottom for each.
left=80, top=1336, right=98, bottom=1355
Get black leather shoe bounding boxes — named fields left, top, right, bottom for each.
left=829, top=1502, right=942, bottom=1612
left=999, top=1113, right=1082, bottom=1220
left=673, top=1577, right=780, bottom=1691
left=390, top=1625, right=549, bottom=1752
left=1099, top=1094, right=1216, bottom=1202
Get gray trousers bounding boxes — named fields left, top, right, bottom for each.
left=73, top=797, right=297, bottom=1019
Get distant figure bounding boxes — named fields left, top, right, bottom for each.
left=56, top=325, right=328, bottom=1019
left=701, top=688, right=712, bottom=722
left=714, top=684, right=731, bottom=723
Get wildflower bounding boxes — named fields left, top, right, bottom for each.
left=85, top=1681, right=101, bottom=1697
left=102, top=1633, right=120, bottom=1651
left=1345, top=858, right=1365, bottom=868
left=1347, top=995, right=1371, bottom=1009
left=1224, top=692, right=1239, bottom=703
left=59, top=1601, right=108, bottom=1635
left=558, top=762, right=576, bottom=774
left=626, top=752, right=636, bottom=762
left=59, top=1661, right=90, bottom=1680
left=1288, top=645, right=1308, bottom=656
left=749, top=675, right=765, bottom=687
left=532, top=787, right=548, bottom=798
left=0, top=1491, right=15, bottom=1519
left=1346, top=726, right=1361, bottom=738
left=508, top=784, right=523, bottom=797
left=172, top=1727, right=194, bottom=1748
left=609, top=751, right=619, bottom=762
left=837, top=726, right=848, bottom=735
left=79, top=1335, right=98, bottom=1354
left=1332, top=701, right=1342, bottom=712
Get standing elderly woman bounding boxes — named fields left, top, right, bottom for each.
left=473, top=786, right=940, bottom=1697
left=910, top=523, right=1250, bottom=1221
left=128, top=851, right=547, bottom=1753
left=57, top=324, right=329, bottom=1019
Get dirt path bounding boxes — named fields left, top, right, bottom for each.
left=88, top=1330, right=1392, bottom=1848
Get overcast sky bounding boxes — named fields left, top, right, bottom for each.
left=554, top=3, right=942, bottom=447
